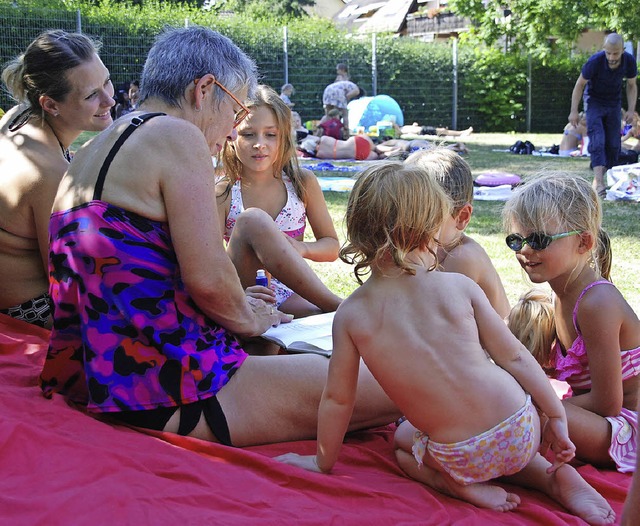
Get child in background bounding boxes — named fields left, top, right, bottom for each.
left=291, top=111, right=309, bottom=142
left=335, top=62, right=349, bottom=82
left=128, top=80, right=140, bottom=110
left=277, top=162, right=614, bottom=524
left=405, top=148, right=511, bottom=319
left=218, top=85, right=342, bottom=318
left=504, top=172, right=640, bottom=472
left=279, top=83, right=295, bottom=108
left=316, top=108, right=344, bottom=140
left=507, top=289, right=557, bottom=374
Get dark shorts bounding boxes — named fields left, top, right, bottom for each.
left=0, top=293, right=51, bottom=327
left=421, top=126, right=437, bottom=136
left=109, top=395, right=233, bottom=446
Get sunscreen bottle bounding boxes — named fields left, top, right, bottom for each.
left=255, top=269, right=268, bottom=287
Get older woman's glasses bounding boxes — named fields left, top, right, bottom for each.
left=505, top=231, right=580, bottom=251
left=214, top=80, right=250, bottom=128
left=194, top=78, right=250, bottom=128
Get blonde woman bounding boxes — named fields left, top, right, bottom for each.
left=0, top=30, right=114, bottom=327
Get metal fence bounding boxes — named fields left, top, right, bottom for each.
left=0, top=4, right=582, bottom=133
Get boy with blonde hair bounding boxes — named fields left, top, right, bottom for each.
left=405, top=148, right=511, bottom=318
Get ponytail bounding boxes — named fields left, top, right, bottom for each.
left=1, top=55, right=27, bottom=102
left=596, top=229, right=612, bottom=282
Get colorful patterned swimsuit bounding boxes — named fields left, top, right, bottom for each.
left=553, top=280, right=639, bottom=472
left=224, top=173, right=306, bottom=306
left=412, top=395, right=537, bottom=485
left=40, top=113, right=248, bottom=417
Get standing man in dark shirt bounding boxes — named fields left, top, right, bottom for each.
left=569, top=33, right=637, bottom=197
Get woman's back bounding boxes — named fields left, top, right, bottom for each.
left=0, top=107, right=68, bottom=309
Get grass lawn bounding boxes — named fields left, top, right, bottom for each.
left=73, top=130, right=640, bottom=312
left=307, top=132, right=640, bottom=314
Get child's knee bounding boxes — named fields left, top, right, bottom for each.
left=235, top=208, right=275, bottom=234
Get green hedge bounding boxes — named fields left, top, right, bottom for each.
left=0, top=1, right=590, bottom=132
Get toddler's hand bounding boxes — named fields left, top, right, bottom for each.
left=542, top=416, right=576, bottom=473
left=274, top=453, right=324, bottom=473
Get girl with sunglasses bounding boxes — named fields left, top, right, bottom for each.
left=503, top=172, right=640, bottom=473
left=218, top=85, right=342, bottom=319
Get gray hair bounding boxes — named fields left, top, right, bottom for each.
left=139, top=25, right=257, bottom=108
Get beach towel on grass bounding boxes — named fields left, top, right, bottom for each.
left=0, top=313, right=631, bottom=525
left=302, top=161, right=362, bottom=172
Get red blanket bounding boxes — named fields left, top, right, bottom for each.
left=0, top=314, right=630, bottom=525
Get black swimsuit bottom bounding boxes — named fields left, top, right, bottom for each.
left=95, top=113, right=233, bottom=447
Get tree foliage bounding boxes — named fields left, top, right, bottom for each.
left=449, top=0, right=640, bottom=57
left=199, top=0, right=315, bottom=18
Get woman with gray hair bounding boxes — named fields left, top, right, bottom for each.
left=0, top=30, right=114, bottom=327
left=40, top=26, right=399, bottom=447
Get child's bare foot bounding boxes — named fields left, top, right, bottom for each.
left=437, top=472, right=520, bottom=512
left=460, top=126, right=473, bottom=137
left=550, top=464, right=615, bottom=525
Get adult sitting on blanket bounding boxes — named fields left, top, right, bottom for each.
left=558, top=112, right=587, bottom=157
left=375, top=138, right=468, bottom=159
left=40, top=25, right=399, bottom=447
left=399, top=122, right=473, bottom=138
left=0, top=30, right=114, bottom=328
left=298, top=133, right=377, bottom=160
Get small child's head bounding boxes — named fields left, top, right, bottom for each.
left=336, top=63, right=348, bottom=76
left=128, top=80, right=140, bottom=104
left=405, top=148, right=473, bottom=213
left=507, top=289, right=556, bottom=371
left=291, top=110, right=302, bottom=129
left=502, top=172, right=611, bottom=280
left=327, top=108, right=342, bottom=120
left=222, top=85, right=297, bottom=183
left=405, top=148, right=473, bottom=247
left=281, top=83, right=294, bottom=96
left=340, top=161, right=451, bottom=284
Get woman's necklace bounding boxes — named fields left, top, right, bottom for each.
left=45, top=120, right=72, bottom=162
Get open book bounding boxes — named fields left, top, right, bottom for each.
left=261, top=311, right=335, bottom=357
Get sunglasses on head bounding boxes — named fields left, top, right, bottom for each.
left=505, top=230, right=581, bottom=251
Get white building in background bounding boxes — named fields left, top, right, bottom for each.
left=327, top=0, right=633, bottom=55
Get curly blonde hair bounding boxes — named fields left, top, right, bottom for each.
left=507, top=289, right=556, bottom=372
left=340, top=161, right=451, bottom=284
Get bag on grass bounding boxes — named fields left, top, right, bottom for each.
left=509, top=140, right=535, bottom=155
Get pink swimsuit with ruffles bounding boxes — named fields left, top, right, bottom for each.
left=553, top=280, right=639, bottom=472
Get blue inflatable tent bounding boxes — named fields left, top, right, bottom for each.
left=347, top=94, right=404, bottom=132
